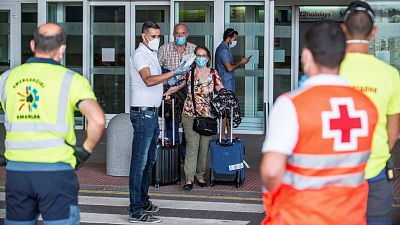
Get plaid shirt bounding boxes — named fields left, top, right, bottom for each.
left=157, top=41, right=197, bottom=71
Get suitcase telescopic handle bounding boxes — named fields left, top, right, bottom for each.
left=219, top=108, right=234, bottom=144
left=162, top=100, right=165, bottom=147
left=161, top=98, right=176, bottom=147
left=172, top=98, right=175, bottom=145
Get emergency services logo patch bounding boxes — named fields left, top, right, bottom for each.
left=321, top=97, right=368, bottom=151
left=18, top=85, right=39, bottom=112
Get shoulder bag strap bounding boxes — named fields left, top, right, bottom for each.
left=190, top=67, right=199, bottom=117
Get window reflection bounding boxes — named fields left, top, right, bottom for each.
left=369, top=2, right=400, bottom=70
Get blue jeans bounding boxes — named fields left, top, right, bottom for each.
left=129, top=109, right=159, bottom=216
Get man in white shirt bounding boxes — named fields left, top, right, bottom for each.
left=128, top=21, right=190, bottom=223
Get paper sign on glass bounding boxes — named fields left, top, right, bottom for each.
left=102, top=48, right=115, bottom=62
left=274, top=50, right=285, bottom=63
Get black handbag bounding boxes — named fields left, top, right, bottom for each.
left=190, top=67, right=218, bottom=136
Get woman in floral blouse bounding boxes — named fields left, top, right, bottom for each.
left=165, top=46, right=223, bottom=190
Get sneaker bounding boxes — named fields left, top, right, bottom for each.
left=129, top=213, right=161, bottom=223
left=144, top=202, right=160, bottom=213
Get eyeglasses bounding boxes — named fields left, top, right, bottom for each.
left=196, top=54, right=208, bottom=58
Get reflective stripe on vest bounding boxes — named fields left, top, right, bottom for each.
left=3, top=70, right=74, bottom=149
left=283, top=170, right=365, bottom=190
left=287, top=151, right=370, bottom=169
left=0, top=70, right=10, bottom=110
left=5, top=138, right=66, bottom=150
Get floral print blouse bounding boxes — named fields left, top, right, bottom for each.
left=183, top=69, right=223, bottom=118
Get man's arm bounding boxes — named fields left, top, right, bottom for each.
left=260, top=96, right=298, bottom=192
left=139, top=67, right=174, bottom=87
left=223, top=58, right=250, bottom=73
left=387, top=114, right=400, bottom=150
left=260, top=152, right=288, bottom=192
left=78, top=99, right=105, bottom=152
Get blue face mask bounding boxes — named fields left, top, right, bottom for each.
left=196, top=57, right=207, bottom=68
left=175, top=37, right=186, bottom=46
left=298, top=74, right=309, bottom=88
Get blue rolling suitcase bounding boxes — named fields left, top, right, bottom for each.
left=210, top=110, right=245, bottom=188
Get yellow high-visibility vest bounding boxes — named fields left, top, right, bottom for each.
left=0, top=61, right=96, bottom=168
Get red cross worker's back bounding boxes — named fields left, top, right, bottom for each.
left=322, top=97, right=369, bottom=151
left=329, top=104, right=362, bottom=143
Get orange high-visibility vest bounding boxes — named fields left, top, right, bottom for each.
left=262, top=85, right=378, bottom=225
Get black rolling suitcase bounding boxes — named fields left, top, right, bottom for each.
left=151, top=99, right=181, bottom=188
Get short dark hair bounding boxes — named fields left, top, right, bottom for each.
left=142, top=21, right=160, bottom=33
left=304, top=21, right=345, bottom=69
left=223, top=28, right=238, bottom=41
left=33, top=24, right=66, bottom=53
left=344, top=1, right=375, bottom=37
left=194, top=46, right=212, bottom=67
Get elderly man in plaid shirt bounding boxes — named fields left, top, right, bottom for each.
left=158, top=23, right=196, bottom=160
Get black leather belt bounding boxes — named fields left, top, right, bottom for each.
left=130, top=106, right=158, bottom=112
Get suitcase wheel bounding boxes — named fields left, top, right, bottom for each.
left=154, top=183, right=160, bottom=188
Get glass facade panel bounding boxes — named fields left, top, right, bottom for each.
left=48, top=2, right=83, bottom=74
left=21, top=4, right=37, bottom=63
left=369, top=2, right=400, bottom=70
left=48, top=2, right=84, bottom=126
left=91, top=6, right=125, bottom=114
left=0, top=11, right=10, bottom=74
left=175, top=1, right=214, bottom=54
left=135, top=5, right=170, bottom=48
left=225, top=2, right=265, bottom=131
left=273, top=6, right=292, bottom=102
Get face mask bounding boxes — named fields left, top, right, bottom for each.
left=230, top=40, right=237, bottom=49
left=346, top=40, right=370, bottom=44
left=196, top=57, right=207, bottom=68
left=298, top=74, right=309, bottom=88
left=145, top=35, right=160, bottom=51
left=175, top=37, right=186, bottom=46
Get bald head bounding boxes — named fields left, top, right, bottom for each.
left=173, top=23, right=188, bottom=37
left=33, top=23, right=66, bottom=54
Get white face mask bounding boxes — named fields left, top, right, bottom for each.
left=230, top=40, right=237, bottom=49
left=145, top=35, right=160, bottom=51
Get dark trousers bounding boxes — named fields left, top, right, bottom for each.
left=5, top=165, right=79, bottom=225
left=129, top=109, right=159, bottom=216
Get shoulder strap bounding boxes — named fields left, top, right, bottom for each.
left=210, top=69, right=216, bottom=88
left=190, top=67, right=199, bottom=116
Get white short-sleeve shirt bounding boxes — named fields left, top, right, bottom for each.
left=130, top=43, right=163, bottom=107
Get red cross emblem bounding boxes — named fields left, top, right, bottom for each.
left=322, top=97, right=368, bottom=151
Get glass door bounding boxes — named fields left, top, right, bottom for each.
left=90, top=3, right=129, bottom=123
left=46, top=1, right=84, bottom=127
left=0, top=3, right=19, bottom=123
left=224, top=1, right=265, bottom=133
left=273, top=6, right=293, bottom=101
left=0, top=10, right=11, bottom=75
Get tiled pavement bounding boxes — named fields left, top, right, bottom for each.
left=0, top=126, right=399, bottom=201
